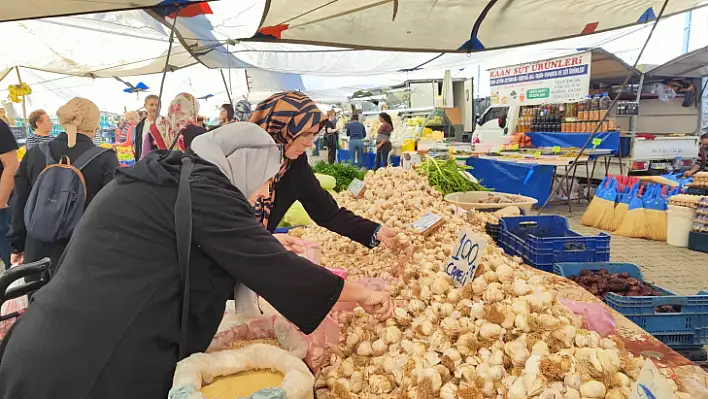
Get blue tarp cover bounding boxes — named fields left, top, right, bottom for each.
left=466, top=157, right=555, bottom=206
left=525, top=131, right=619, bottom=155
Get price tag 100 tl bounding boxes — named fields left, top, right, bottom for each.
left=534, top=151, right=541, bottom=159
left=629, top=358, right=675, bottom=399
left=348, top=178, right=366, bottom=199
left=444, top=229, right=486, bottom=287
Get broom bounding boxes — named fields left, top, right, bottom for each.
left=610, top=177, right=632, bottom=231
left=581, top=176, right=611, bottom=227
left=595, top=177, right=620, bottom=231
left=614, top=184, right=648, bottom=238
left=644, top=185, right=668, bottom=241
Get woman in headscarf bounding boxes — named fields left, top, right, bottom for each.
left=143, top=92, right=206, bottom=158
left=233, top=99, right=253, bottom=122
left=249, top=91, right=400, bottom=251
left=8, top=97, right=119, bottom=269
left=0, top=123, right=393, bottom=399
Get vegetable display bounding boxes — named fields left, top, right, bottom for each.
left=417, top=158, right=489, bottom=196
left=571, top=269, right=679, bottom=313
left=287, top=168, right=692, bottom=399
left=312, top=161, right=366, bottom=192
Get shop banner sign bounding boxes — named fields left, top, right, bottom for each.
left=489, top=52, right=591, bottom=106
left=444, top=229, right=486, bottom=287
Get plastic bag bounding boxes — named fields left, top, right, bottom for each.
left=560, top=299, right=616, bottom=337
left=0, top=266, right=30, bottom=341
left=653, top=83, right=677, bottom=102
left=208, top=315, right=309, bottom=360
left=234, top=284, right=261, bottom=319
left=170, top=343, right=314, bottom=399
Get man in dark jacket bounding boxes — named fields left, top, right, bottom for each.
left=0, top=124, right=392, bottom=399
left=133, top=94, right=159, bottom=160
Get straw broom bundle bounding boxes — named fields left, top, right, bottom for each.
left=644, top=185, right=668, bottom=241
left=614, top=185, right=648, bottom=238
left=611, top=184, right=632, bottom=231
left=594, top=178, right=620, bottom=231
left=581, top=177, right=611, bottom=228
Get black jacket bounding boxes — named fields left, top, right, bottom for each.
left=8, top=133, right=119, bottom=266
left=0, top=150, right=342, bottom=399
left=267, top=154, right=379, bottom=247
left=133, top=117, right=147, bottom=160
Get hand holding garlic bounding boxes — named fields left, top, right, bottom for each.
left=360, top=290, right=394, bottom=321
left=376, top=225, right=403, bottom=249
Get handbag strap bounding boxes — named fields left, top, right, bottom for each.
left=175, top=157, right=194, bottom=360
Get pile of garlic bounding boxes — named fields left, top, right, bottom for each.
left=296, top=167, right=692, bottom=399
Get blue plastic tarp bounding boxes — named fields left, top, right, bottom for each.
left=525, top=132, right=619, bottom=155
left=466, top=157, right=555, bottom=206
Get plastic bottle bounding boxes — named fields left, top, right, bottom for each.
left=582, top=95, right=592, bottom=120
left=590, top=94, right=601, bottom=121
left=600, top=92, right=611, bottom=120
left=577, top=98, right=586, bottom=121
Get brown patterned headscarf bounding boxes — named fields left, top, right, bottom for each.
left=249, top=91, right=325, bottom=227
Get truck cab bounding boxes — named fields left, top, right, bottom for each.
left=474, top=104, right=519, bottom=145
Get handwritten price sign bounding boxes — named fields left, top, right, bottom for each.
left=629, top=359, right=675, bottom=399
left=348, top=178, right=366, bottom=199
left=444, top=229, right=486, bottom=287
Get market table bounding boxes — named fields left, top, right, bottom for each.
left=548, top=271, right=708, bottom=385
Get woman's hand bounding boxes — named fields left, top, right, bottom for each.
left=10, top=252, right=23, bottom=266
left=274, top=233, right=313, bottom=254
left=359, top=290, right=394, bottom=321
left=376, top=225, right=402, bottom=248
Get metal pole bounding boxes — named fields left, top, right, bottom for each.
left=157, top=14, right=179, bottom=115
left=220, top=70, right=233, bottom=104
left=15, top=67, right=28, bottom=134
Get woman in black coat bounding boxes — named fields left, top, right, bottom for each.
left=9, top=98, right=119, bottom=269
left=0, top=123, right=393, bottom=399
left=249, top=91, right=400, bottom=251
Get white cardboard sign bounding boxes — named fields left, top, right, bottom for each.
left=444, top=229, right=486, bottom=287
left=348, top=178, right=366, bottom=198
left=629, top=358, right=676, bottom=399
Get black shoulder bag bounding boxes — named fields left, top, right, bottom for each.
left=175, top=157, right=195, bottom=360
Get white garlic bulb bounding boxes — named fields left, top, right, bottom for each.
left=579, top=381, right=606, bottom=398
left=372, top=339, right=388, bottom=356
left=356, top=340, right=373, bottom=356
left=440, top=382, right=458, bottom=399
left=431, top=277, right=450, bottom=295
left=384, top=326, right=402, bottom=344
left=480, top=323, right=504, bottom=340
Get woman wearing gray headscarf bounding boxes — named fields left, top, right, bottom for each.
left=0, top=123, right=393, bottom=399
left=233, top=99, right=252, bottom=122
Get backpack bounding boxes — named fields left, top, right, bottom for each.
left=24, top=142, right=110, bottom=242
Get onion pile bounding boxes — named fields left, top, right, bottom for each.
left=292, top=167, right=691, bottom=399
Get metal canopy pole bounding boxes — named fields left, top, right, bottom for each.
left=220, top=70, right=233, bottom=105
left=156, top=13, right=179, bottom=115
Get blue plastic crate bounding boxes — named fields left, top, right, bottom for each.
left=499, top=216, right=610, bottom=272
left=554, top=262, right=708, bottom=349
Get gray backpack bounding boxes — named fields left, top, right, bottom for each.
left=24, top=142, right=110, bottom=242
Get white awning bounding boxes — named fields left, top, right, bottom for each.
left=646, top=45, right=708, bottom=78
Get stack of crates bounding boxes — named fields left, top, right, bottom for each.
left=554, top=262, right=708, bottom=351
left=499, top=215, right=610, bottom=272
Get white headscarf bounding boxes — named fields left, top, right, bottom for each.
left=190, top=122, right=282, bottom=199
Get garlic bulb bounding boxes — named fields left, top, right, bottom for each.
left=508, top=377, right=526, bottom=399
left=440, top=381, right=458, bottom=399
left=407, top=299, right=426, bottom=314
left=384, top=326, right=402, bottom=344
left=512, top=279, right=532, bottom=296
left=369, top=375, right=393, bottom=394
left=356, top=340, right=373, bottom=356
left=606, top=387, right=631, bottom=399
left=372, top=339, right=388, bottom=356
left=495, top=264, right=514, bottom=282
left=350, top=371, right=363, bottom=393
left=564, top=387, right=581, bottom=399
left=393, top=307, right=412, bottom=326
left=431, top=277, right=450, bottom=295
left=471, top=277, right=487, bottom=295
left=579, top=381, right=606, bottom=398
left=470, top=302, right=486, bottom=319
left=480, top=323, right=504, bottom=340
left=447, top=289, right=460, bottom=302
left=531, top=341, right=550, bottom=356
left=483, top=286, right=504, bottom=303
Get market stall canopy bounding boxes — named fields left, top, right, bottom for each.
left=645, top=45, right=708, bottom=78
left=2, top=0, right=213, bottom=23
left=586, top=49, right=642, bottom=83
left=251, top=0, right=708, bottom=52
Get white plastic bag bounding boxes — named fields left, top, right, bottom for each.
left=170, top=343, right=314, bottom=399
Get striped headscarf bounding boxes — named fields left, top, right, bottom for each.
left=249, top=91, right=325, bottom=226
left=234, top=100, right=253, bottom=122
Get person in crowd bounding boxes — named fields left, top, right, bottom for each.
left=196, top=116, right=207, bottom=129
left=26, top=109, right=54, bottom=150
left=209, top=103, right=235, bottom=132
left=0, top=123, right=393, bottom=399
left=144, top=93, right=206, bottom=157
left=114, top=111, right=139, bottom=148
left=323, top=110, right=338, bottom=163
left=684, top=132, right=708, bottom=177
left=0, top=108, right=12, bottom=126
left=8, top=98, right=119, bottom=269
left=233, top=99, right=252, bottom=122
left=249, top=91, right=400, bottom=251
left=0, top=117, right=18, bottom=269
left=375, top=112, right=393, bottom=170
left=133, top=95, right=159, bottom=160
left=346, top=112, right=367, bottom=168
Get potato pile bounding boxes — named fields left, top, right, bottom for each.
left=293, top=168, right=691, bottom=399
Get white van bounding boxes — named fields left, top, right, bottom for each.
left=474, top=104, right=518, bottom=145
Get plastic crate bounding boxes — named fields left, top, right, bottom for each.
left=688, top=231, right=708, bottom=253
left=499, top=216, right=610, bottom=272
left=485, top=222, right=499, bottom=243
left=554, top=262, right=708, bottom=349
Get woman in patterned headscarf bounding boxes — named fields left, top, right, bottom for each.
left=249, top=91, right=400, bottom=251
left=144, top=93, right=206, bottom=158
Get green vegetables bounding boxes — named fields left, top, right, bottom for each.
left=312, top=161, right=366, bottom=192
left=417, top=158, right=489, bottom=196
